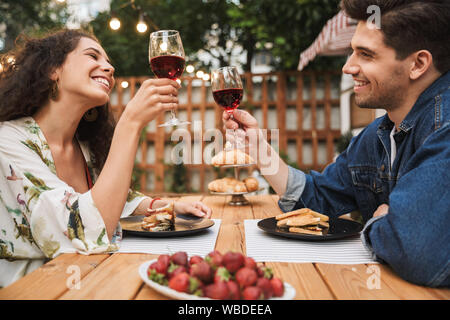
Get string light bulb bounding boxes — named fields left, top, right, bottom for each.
left=109, top=17, right=121, bottom=30
left=196, top=70, right=204, bottom=78
left=186, top=65, right=195, bottom=73
left=136, top=13, right=148, bottom=33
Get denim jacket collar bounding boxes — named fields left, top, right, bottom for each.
left=378, top=71, right=450, bottom=133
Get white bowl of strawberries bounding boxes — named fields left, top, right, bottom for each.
left=138, top=250, right=296, bottom=300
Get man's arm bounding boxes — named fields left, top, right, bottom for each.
left=362, top=123, right=450, bottom=287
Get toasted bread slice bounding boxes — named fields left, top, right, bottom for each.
left=276, top=218, right=289, bottom=228
left=318, top=220, right=329, bottom=228
left=143, top=202, right=175, bottom=231
left=308, top=210, right=329, bottom=222
left=286, top=215, right=320, bottom=227
left=289, top=227, right=323, bottom=235
left=275, top=208, right=310, bottom=220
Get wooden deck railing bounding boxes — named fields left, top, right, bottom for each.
left=110, top=70, right=342, bottom=193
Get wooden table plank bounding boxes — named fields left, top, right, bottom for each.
left=0, top=253, right=109, bottom=300
left=249, top=194, right=283, bottom=219
left=134, top=283, right=171, bottom=300
left=202, top=195, right=227, bottom=219
left=266, top=262, right=335, bottom=300
left=372, top=264, right=447, bottom=300
left=426, top=287, right=450, bottom=300
left=213, top=196, right=255, bottom=254
left=2, top=195, right=446, bottom=300
left=250, top=194, right=335, bottom=299
left=315, top=263, right=401, bottom=299
left=58, top=253, right=154, bottom=300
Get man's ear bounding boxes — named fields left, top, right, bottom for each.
left=409, top=50, right=433, bottom=80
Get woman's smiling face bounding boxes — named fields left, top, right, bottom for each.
left=54, top=37, right=115, bottom=108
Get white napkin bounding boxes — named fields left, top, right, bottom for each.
left=118, top=219, right=221, bottom=256
left=244, top=219, right=377, bottom=264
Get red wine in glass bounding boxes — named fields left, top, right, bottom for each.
left=150, top=55, right=185, bottom=80
left=149, top=30, right=189, bottom=127
left=212, top=88, right=243, bottom=113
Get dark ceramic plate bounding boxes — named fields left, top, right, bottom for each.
left=120, top=214, right=214, bottom=238
left=257, top=217, right=363, bottom=241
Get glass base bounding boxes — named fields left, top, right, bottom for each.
left=158, top=119, right=191, bottom=127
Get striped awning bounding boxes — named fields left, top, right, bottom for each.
left=298, top=11, right=357, bottom=71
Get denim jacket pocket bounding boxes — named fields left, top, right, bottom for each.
left=349, top=167, right=384, bottom=222
left=350, top=167, right=383, bottom=193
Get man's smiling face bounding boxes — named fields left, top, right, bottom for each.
left=342, top=21, right=411, bottom=111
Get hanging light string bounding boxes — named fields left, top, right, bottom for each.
left=108, top=0, right=159, bottom=32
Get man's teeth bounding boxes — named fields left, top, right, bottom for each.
left=93, top=77, right=109, bottom=88
left=354, top=80, right=369, bottom=87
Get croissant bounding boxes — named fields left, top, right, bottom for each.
left=208, top=178, right=248, bottom=193
left=211, top=149, right=255, bottom=166
left=243, top=177, right=259, bottom=192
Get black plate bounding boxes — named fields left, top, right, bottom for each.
left=120, top=214, right=215, bottom=238
left=257, top=217, right=363, bottom=241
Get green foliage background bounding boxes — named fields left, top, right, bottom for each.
left=87, top=0, right=344, bottom=76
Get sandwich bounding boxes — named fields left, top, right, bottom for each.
left=275, top=208, right=329, bottom=235
left=142, top=202, right=175, bottom=231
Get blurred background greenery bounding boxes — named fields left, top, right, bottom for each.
left=0, top=0, right=344, bottom=76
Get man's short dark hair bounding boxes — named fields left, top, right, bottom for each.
left=341, top=0, right=450, bottom=74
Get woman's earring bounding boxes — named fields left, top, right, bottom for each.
left=50, top=80, right=59, bottom=101
left=83, top=108, right=98, bottom=122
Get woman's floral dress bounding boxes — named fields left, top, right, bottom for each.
left=0, top=117, right=148, bottom=287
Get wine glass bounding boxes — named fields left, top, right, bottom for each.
left=211, top=66, right=247, bottom=150
left=149, top=30, right=190, bottom=127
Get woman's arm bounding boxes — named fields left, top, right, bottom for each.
left=91, top=78, right=179, bottom=240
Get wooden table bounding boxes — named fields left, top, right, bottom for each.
left=0, top=195, right=448, bottom=300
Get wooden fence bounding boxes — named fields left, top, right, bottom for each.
left=110, top=70, right=342, bottom=193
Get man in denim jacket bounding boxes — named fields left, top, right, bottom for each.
left=223, top=0, right=449, bottom=287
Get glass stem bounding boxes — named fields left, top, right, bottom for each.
left=230, top=112, right=238, bottom=147
left=170, top=109, right=176, bottom=119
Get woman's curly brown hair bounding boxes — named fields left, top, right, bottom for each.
left=0, top=29, right=115, bottom=175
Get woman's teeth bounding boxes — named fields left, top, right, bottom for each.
left=93, top=77, right=110, bottom=88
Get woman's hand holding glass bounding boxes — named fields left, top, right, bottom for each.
left=122, top=78, right=180, bottom=131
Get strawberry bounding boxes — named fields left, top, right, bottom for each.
left=170, top=251, right=188, bottom=267
left=205, top=250, right=223, bottom=270
left=244, top=257, right=257, bottom=270
left=214, top=266, right=231, bottom=283
left=167, top=263, right=187, bottom=279
left=226, top=280, right=240, bottom=300
left=189, top=255, right=204, bottom=266
left=147, top=264, right=168, bottom=286
left=242, top=286, right=263, bottom=300
left=235, top=267, right=258, bottom=288
left=157, top=254, right=171, bottom=269
left=222, top=251, right=245, bottom=273
left=204, top=281, right=230, bottom=300
left=188, top=276, right=203, bottom=296
left=168, top=272, right=190, bottom=293
left=257, top=266, right=273, bottom=279
left=256, top=277, right=273, bottom=299
left=270, top=277, right=284, bottom=297
left=149, top=260, right=168, bottom=276
left=189, top=261, right=212, bottom=283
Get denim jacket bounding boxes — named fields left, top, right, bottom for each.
left=279, top=71, right=450, bottom=287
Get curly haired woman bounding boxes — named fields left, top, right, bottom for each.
left=0, top=29, right=211, bottom=287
